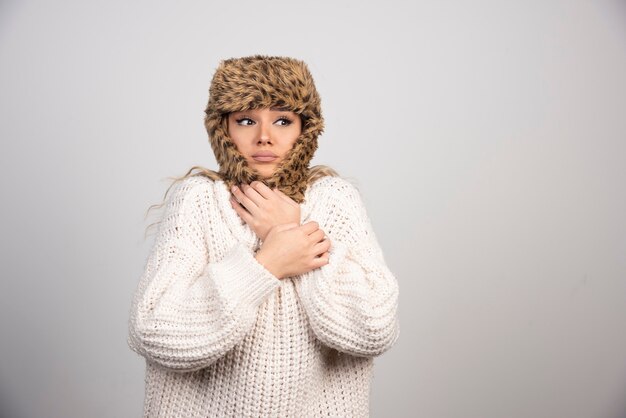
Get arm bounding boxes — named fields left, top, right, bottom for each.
left=127, top=178, right=281, bottom=372
left=293, top=179, right=400, bottom=357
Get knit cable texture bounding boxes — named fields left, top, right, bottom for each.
left=127, top=175, right=400, bottom=417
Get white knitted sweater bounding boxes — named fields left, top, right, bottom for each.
left=127, top=175, right=400, bottom=417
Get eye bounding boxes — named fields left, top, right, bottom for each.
left=275, top=117, right=293, bottom=126
left=234, top=115, right=294, bottom=126
left=235, top=117, right=254, bottom=126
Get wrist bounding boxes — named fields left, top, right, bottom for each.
left=254, top=251, right=282, bottom=280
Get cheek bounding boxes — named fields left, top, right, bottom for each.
left=282, top=126, right=301, bottom=144
left=227, top=122, right=251, bottom=141
left=288, top=130, right=301, bottom=148
left=230, top=141, right=250, bottom=158
left=227, top=129, right=249, bottom=151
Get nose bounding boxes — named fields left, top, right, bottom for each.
left=258, top=121, right=271, bottom=144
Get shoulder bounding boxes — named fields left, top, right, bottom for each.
left=306, top=175, right=367, bottom=217
left=306, top=176, right=375, bottom=244
left=166, top=175, right=217, bottom=213
left=180, top=174, right=216, bottom=188
left=308, top=175, right=360, bottom=197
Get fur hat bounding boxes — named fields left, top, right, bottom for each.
left=203, top=54, right=325, bottom=203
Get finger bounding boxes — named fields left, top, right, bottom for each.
left=240, top=183, right=266, bottom=206
left=313, top=238, right=331, bottom=254
left=241, top=182, right=267, bottom=207
left=231, top=185, right=260, bottom=215
left=311, top=251, right=330, bottom=268
left=308, top=228, right=326, bottom=243
left=230, top=195, right=248, bottom=215
left=299, top=220, right=320, bottom=234
left=249, top=181, right=275, bottom=200
left=230, top=195, right=254, bottom=224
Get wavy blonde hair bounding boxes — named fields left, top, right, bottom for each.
left=143, top=164, right=341, bottom=239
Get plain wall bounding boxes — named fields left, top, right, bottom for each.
left=1, top=0, right=625, bottom=417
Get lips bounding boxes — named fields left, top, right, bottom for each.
left=252, top=151, right=278, bottom=157
left=252, top=151, right=278, bottom=162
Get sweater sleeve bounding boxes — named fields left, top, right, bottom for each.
left=127, top=178, right=281, bottom=372
left=293, top=179, right=400, bottom=358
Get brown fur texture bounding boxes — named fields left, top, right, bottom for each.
left=203, top=55, right=325, bottom=203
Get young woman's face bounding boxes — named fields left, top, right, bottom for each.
left=227, top=107, right=302, bottom=179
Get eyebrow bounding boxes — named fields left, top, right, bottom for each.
left=231, top=107, right=291, bottom=115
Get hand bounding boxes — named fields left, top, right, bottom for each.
left=229, top=181, right=301, bottom=241
left=254, top=221, right=331, bottom=279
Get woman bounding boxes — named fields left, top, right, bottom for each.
left=127, top=55, right=400, bottom=417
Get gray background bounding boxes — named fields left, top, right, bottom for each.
left=1, top=0, right=625, bottom=417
